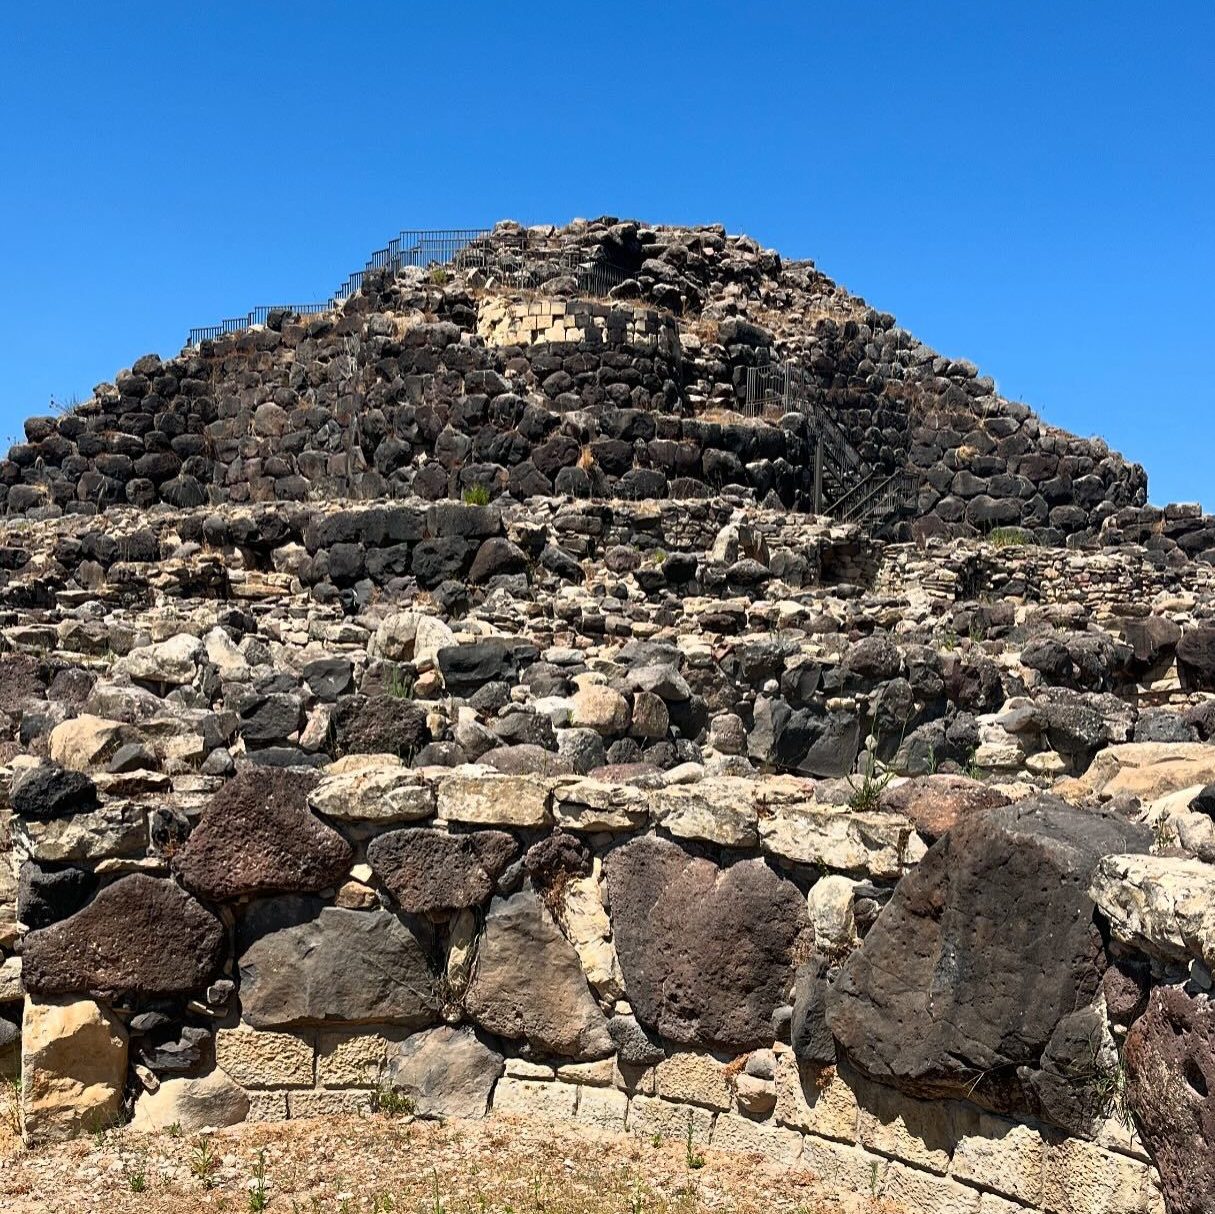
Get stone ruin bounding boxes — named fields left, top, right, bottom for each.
left=2, top=218, right=1215, bottom=1214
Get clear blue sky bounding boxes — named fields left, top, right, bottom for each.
left=1, top=3, right=1211, bottom=505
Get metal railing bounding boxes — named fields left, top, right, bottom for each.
left=744, top=360, right=917, bottom=530
left=185, top=229, right=636, bottom=347
left=187, top=227, right=494, bottom=346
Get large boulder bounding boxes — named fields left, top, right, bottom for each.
left=21, top=997, right=128, bottom=1145
left=366, top=827, right=517, bottom=915
left=825, top=797, right=1152, bottom=1125
left=464, top=889, right=613, bottom=1059
left=384, top=1026, right=504, bottom=1119
left=21, top=874, right=225, bottom=999
left=173, top=768, right=352, bottom=900
left=237, top=898, right=440, bottom=1028
left=1177, top=626, right=1215, bottom=691
left=1124, top=986, right=1215, bottom=1214
left=604, top=834, right=810, bottom=1051
left=1062, top=742, right=1215, bottom=802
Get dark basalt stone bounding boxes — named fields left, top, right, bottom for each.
left=21, top=873, right=224, bottom=1000
left=604, top=834, right=810, bottom=1052
left=16, top=860, right=98, bottom=929
left=173, top=768, right=351, bottom=900
left=10, top=763, right=98, bottom=819
left=366, top=828, right=517, bottom=915
left=824, top=797, right=1152, bottom=1127
left=331, top=694, right=431, bottom=759
left=237, top=897, right=440, bottom=1029
left=1125, top=986, right=1215, bottom=1214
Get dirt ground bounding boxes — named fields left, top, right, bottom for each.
left=0, top=1088, right=906, bottom=1214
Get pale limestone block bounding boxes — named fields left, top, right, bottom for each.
left=857, top=1081, right=957, bottom=1175
left=1041, top=1136, right=1165, bottom=1214
left=287, top=1089, right=370, bottom=1118
left=951, top=1115, right=1045, bottom=1207
left=435, top=773, right=554, bottom=827
left=628, top=1095, right=713, bottom=1146
left=504, top=1058, right=555, bottom=1079
left=492, top=1077, right=577, bottom=1120
left=979, top=1194, right=1032, bottom=1214
left=654, top=1052, right=732, bottom=1110
left=244, top=1090, right=289, bottom=1121
left=711, top=1112, right=803, bottom=1166
left=556, top=1058, right=616, bottom=1087
left=316, top=1030, right=407, bottom=1087
left=21, top=996, right=127, bottom=1145
left=773, top=1053, right=858, bottom=1143
left=576, top=1085, right=628, bottom=1131
left=215, top=1026, right=313, bottom=1087
left=799, top=1136, right=889, bottom=1200
left=882, top=1160, right=982, bottom=1214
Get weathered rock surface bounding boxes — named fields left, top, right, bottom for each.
left=1090, top=853, right=1215, bottom=968
left=605, top=834, right=809, bottom=1051
left=308, top=761, right=436, bottom=823
left=129, top=1067, right=250, bottom=1133
left=880, top=773, right=1008, bottom=841
left=21, top=997, right=127, bottom=1145
left=237, top=898, right=440, bottom=1028
left=9, top=764, right=98, bottom=820
left=21, top=874, right=225, bottom=999
left=1124, top=986, right=1215, bottom=1214
left=367, top=827, right=517, bottom=915
left=464, top=889, right=613, bottom=1058
left=385, top=1026, right=504, bottom=1119
left=174, top=768, right=352, bottom=900
left=825, top=797, right=1152, bottom=1123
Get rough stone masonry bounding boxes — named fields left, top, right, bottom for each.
left=2, top=217, right=1215, bottom=1214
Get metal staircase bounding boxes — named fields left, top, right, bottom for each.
left=744, top=361, right=919, bottom=530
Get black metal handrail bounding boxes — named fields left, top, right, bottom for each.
left=744, top=360, right=916, bottom=529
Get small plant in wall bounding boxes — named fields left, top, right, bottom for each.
left=846, top=746, right=893, bottom=814
left=684, top=1111, right=705, bottom=1170
left=462, top=483, right=491, bottom=506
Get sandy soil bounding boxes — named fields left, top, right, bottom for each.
left=0, top=1090, right=906, bottom=1214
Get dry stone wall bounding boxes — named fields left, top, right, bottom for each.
left=3, top=215, right=1215, bottom=1214
left=0, top=218, right=1182, bottom=550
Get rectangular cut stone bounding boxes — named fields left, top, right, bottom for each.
left=951, top=1115, right=1045, bottom=1206
left=215, top=1026, right=313, bottom=1087
left=759, top=805, right=921, bottom=880
left=857, top=1079, right=958, bottom=1175
left=316, top=1030, right=406, bottom=1087
left=979, top=1196, right=1032, bottom=1214
left=773, top=1054, right=858, bottom=1143
left=287, top=1089, right=370, bottom=1118
left=492, top=1077, right=577, bottom=1120
left=628, top=1095, right=713, bottom=1146
left=576, top=1086, right=628, bottom=1130
left=244, top=1090, right=288, bottom=1121
left=504, top=1059, right=555, bottom=1079
left=799, top=1137, right=889, bottom=1200
left=654, top=1052, right=732, bottom=1110
left=556, top=1058, right=616, bottom=1087
left=712, top=1113, right=803, bottom=1166
left=436, top=774, right=553, bottom=827
left=1041, top=1137, right=1165, bottom=1214
left=883, top=1160, right=982, bottom=1214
